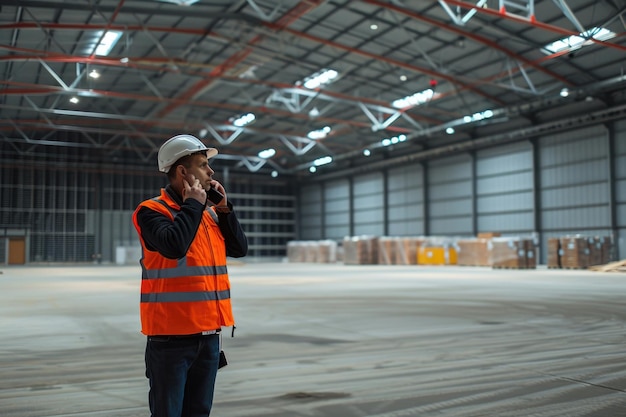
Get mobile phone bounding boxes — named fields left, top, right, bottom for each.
left=218, top=350, right=228, bottom=369
left=208, top=187, right=224, bottom=205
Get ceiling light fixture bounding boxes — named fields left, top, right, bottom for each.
left=307, top=126, right=331, bottom=140
left=88, top=69, right=100, bottom=79
left=381, top=134, right=407, bottom=146
left=370, top=23, right=379, bottom=30
left=313, top=156, right=333, bottom=166
left=392, top=89, right=439, bottom=109
left=309, top=107, right=320, bottom=118
left=157, top=0, right=200, bottom=5
left=302, top=69, right=339, bottom=89
left=446, top=127, right=455, bottom=134
left=560, top=88, right=569, bottom=97
left=69, top=97, right=79, bottom=104
left=363, top=149, right=371, bottom=156
left=232, top=112, right=255, bottom=127
left=258, top=148, right=276, bottom=159
left=463, top=109, right=494, bottom=123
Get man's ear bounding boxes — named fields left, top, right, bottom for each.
left=176, top=164, right=187, bottom=179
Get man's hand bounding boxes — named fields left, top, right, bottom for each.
left=182, top=175, right=207, bottom=205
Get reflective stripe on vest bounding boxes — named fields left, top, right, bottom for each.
left=141, top=262, right=228, bottom=279
left=141, top=289, right=231, bottom=303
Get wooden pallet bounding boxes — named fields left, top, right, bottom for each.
left=492, top=266, right=535, bottom=270
left=588, top=259, right=626, bottom=273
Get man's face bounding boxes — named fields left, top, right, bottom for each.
left=184, top=153, right=215, bottom=190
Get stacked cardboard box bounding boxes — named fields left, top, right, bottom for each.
left=289, top=234, right=613, bottom=268
left=600, top=237, right=612, bottom=264
left=546, top=235, right=613, bottom=269
left=491, top=238, right=524, bottom=268
left=377, top=237, right=426, bottom=265
left=297, top=241, right=322, bottom=263
left=303, top=241, right=318, bottom=263
left=547, top=238, right=561, bottom=268
left=286, top=241, right=307, bottom=262
left=588, top=237, right=603, bottom=266
left=559, top=236, right=590, bottom=269
left=377, top=237, right=397, bottom=265
left=477, top=232, right=501, bottom=239
left=491, top=238, right=536, bottom=269
left=343, top=235, right=379, bottom=265
left=286, top=240, right=338, bottom=263
left=396, top=237, right=425, bottom=265
left=317, top=240, right=338, bottom=263
left=456, top=238, right=493, bottom=266
left=525, top=239, right=537, bottom=268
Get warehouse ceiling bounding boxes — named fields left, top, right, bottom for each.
left=1, top=0, right=625, bottom=178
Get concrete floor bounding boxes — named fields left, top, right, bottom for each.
left=1, top=262, right=626, bottom=417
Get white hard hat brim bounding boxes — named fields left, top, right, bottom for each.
left=158, top=134, right=219, bottom=172
left=206, top=148, right=218, bottom=159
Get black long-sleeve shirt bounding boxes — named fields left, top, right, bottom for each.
left=136, top=185, right=248, bottom=260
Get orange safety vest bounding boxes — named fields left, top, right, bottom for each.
left=132, top=188, right=234, bottom=336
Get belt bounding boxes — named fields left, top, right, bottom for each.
left=150, top=329, right=220, bottom=339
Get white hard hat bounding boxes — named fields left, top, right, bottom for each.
left=157, top=134, right=218, bottom=173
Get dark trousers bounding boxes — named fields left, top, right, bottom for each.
left=145, top=334, right=220, bottom=417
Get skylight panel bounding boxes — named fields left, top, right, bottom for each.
left=542, top=27, right=616, bottom=55
left=94, top=31, right=123, bottom=56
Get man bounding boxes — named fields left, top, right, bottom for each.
left=132, top=134, right=248, bottom=417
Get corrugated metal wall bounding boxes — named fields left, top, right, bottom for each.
left=298, top=121, right=624, bottom=263
left=387, top=164, right=424, bottom=236
left=324, top=179, right=351, bottom=240
left=427, top=155, right=473, bottom=235
left=476, top=142, right=535, bottom=234
left=299, top=183, right=323, bottom=240
left=613, top=119, right=626, bottom=259
left=539, top=125, right=612, bottom=258
left=353, top=173, right=385, bottom=236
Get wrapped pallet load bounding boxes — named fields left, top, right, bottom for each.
left=377, top=236, right=397, bottom=265
left=286, top=241, right=307, bottom=263
left=343, top=235, right=379, bottom=265
left=547, top=237, right=561, bottom=268
left=377, top=236, right=426, bottom=265
left=417, top=237, right=457, bottom=265
left=317, top=240, right=338, bottom=263
left=559, top=235, right=590, bottom=269
left=456, top=238, right=494, bottom=266
left=397, top=237, right=425, bottom=265
left=491, top=237, right=536, bottom=269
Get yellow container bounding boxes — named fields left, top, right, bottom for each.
left=417, top=246, right=457, bottom=265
